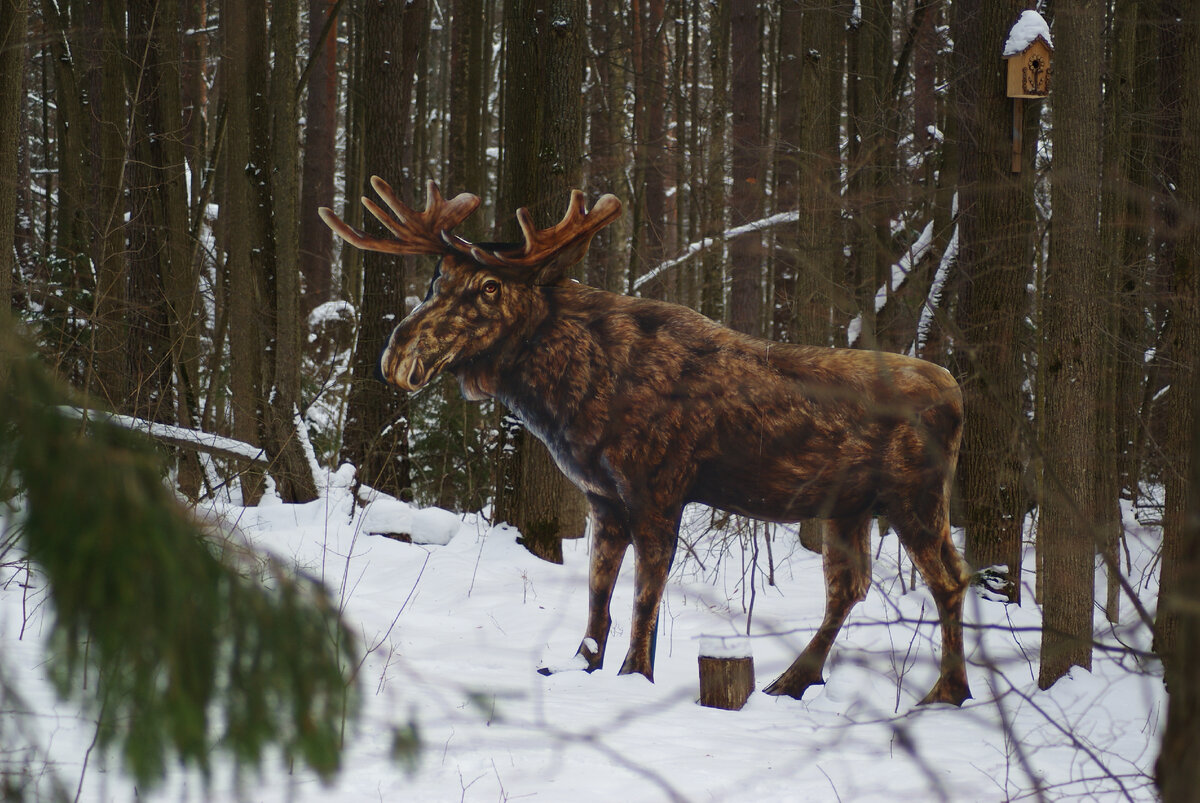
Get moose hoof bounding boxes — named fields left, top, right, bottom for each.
left=916, top=676, right=971, bottom=707
left=537, top=652, right=591, bottom=676
left=617, top=655, right=654, bottom=683
left=763, top=672, right=824, bottom=700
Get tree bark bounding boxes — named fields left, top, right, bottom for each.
left=949, top=0, right=1036, bottom=604
left=1156, top=20, right=1200, bottom=790
left=340, top=0, right=427, bottom=500
left=1098, top=0, right=1141, bottom=624
left=1038, top=0, right=1104, bottom=690
left=700, top=0, right=729, bottom=322
left=727, top=0, right=763, bottom=336
left=222, top=0, right=266, bottom=504
left=1158, top=0, right=1199, bottom=683
left=629, top=0, right=668, bottom=297
left=299, top=0, right=339, bottom=316
left=265, top=0, right=319, bottom=503
left=0, top=0, right=25, bottom=348
left=493, top=0, right=590, bottom=563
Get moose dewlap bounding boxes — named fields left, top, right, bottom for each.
left=320, top=178, right=973, bottom=708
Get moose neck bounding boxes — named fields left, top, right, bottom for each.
left=459, top=283, right=602, bottom=440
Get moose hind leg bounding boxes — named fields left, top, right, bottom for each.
left=892, top=499, right=972, bottom=706
left=765, top=514, right=871, bottom=699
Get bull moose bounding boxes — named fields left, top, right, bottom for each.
left=320, top=179, right=972, bottom=706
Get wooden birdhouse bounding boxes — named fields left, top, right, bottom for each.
left=1006, top=36, right=1053, bottom=98
left=1003, top=11, right=1052, bottom=172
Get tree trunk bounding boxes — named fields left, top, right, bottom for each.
left=265, top=0, right=319, bottom=503
left=845, top=0, right=893, bottom=350
left=727, top=0, right=763, bottom=336
left=629, top=0, right=668, bottom=297
left=1098, top=0, right=1141, bottom=624
left=222, top=0, right=266, bottom=504
left=700, top=0, right=729, bottom=323
left=493, top=0, right=589, bottom=563
left=90, top=0, right=130, bottom=411
left=126, top=0, right=176, bottom=426
left=299, top=0, right=339, bottom=316
left=1156, top=2, right=1200, bottom=759
left=1157, top=0, right=1199, bottom=683
left=1038, top=0, right=1104, bottom=690
left=1156, top=19, right=1200, bottom=790
left=949, top=0, right=1036, bottom=604
left=340, top=0, right=427, bottom=500
left=0, top=0, right=25, bottom=349
left=585, top=0, right=627, bottom=294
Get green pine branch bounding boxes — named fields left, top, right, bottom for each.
left=0, top=328, right=369, bottom=791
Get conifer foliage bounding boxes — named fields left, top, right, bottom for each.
left=0, top=329, right=361, bottom=790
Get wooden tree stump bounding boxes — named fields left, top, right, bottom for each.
left=697, top=636, right=755, bottom=711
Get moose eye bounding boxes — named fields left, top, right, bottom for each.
left=481, top=280, right=501, bottom=297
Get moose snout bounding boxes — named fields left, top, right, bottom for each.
left=378, top=328, right=448, bottom=392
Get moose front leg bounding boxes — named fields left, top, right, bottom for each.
left=576, top=500, right=631, bottom=671
left=617, top=510, right=681, bottom=682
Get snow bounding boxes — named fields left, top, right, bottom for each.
left=1003, top=11, right=1052, bottom=57
left=634, top=210, right=801, bottom=294
left=58, top=406, right=267, bottom=462
left=1, top=479, right=1166, bottom=801
left=698, top=634, right=752, bottom=659
left=848, top=221, right=936, bottom=347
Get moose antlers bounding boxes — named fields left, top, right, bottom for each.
left=317, top=177, right=481, bottom=257
left=319, top=178, right=622, bottom=279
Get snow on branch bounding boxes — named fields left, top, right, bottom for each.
left=634, top=209, right=801, bottom=292
left=61, top=407, right=268, bottom=463
left=847, top=221, right=936, bottom=346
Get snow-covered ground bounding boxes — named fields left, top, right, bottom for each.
left=1, top=468, right=1164, bottom=801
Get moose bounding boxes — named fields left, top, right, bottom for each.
left=320, top=179, right=972, bottom=706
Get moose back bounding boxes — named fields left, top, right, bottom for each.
left=320, top=179, right=972, bottom=706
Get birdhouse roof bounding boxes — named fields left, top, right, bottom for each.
left=1003, top=10, right=1053, bottom=57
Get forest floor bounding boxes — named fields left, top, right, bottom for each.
left=2, top=466, right=1164, bottom=801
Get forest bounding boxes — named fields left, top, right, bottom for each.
left=1, top=0, right=1199, bottom=799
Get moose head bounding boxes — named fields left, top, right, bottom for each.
left=319, top=178, right=621, bottom=399
left=322, top=179, right=973, bottom=708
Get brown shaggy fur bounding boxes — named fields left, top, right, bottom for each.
left=325, top=182, right=972, bottom=706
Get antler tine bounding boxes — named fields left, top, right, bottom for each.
left=479, top=190, right=622, bottom=276
left=318, top=178, right=481, bottom=256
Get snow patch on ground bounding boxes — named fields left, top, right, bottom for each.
left=0, top=482, right=1166, bottom=801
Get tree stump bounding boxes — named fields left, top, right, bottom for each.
left=697, top=636, right=754, bottom=711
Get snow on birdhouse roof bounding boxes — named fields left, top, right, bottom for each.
left=1003, top=10, right=1052, bottom=57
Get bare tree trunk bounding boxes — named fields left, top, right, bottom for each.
left=1038, top=0, right=1104, bottom=690
left=727, top=0, right=763, bottom=336
left=1098, top=0, right=1141, bottom=624
left=90, top=0, right=130, bottom=411
left=845, top=0, right=894, bottom=350
left=700, top=0, right=729, bottom=322
left=1158, top=0, right=1199, bottom=683
left=494, top=0, right=589, bottom=563
left=1156, top=17, right=1200, bottom=785
left=0, top=0, right=25, bottom=348
left=340, top=0, right=427, bottom=500
left=222, top=0, right=265, bottom=504
left=264, top=0, right=319, bottom=503
left=299, top=0, right=339, bottom=316
left=629, top=0, right=668, bottom=296
left=585, top=0, right=627, bottom=294
left=949, top=0, right=1036, bottom=604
